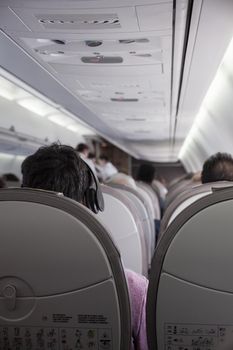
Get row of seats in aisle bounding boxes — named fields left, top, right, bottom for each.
left=1, top=183, right=233, bottom=349
left=159, top=180, right=233, bottom=236
left=1, top=170, right=161, bottom=276
left=99, top=181, right=161, bottom=276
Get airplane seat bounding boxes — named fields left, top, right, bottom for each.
left=98, top=185, right=148, bottom=276
left=152, top=179, right=168, bottom=202
left=2, top=173, right=21, bottom=188
left=5, top=180, right=21, bottom=188
left=110, top=183, right=155, bottom=266
left=147, top=184, right=233, bottom=350
left=159, top=181, right=233, bottom=236
left=135, top=185, right=156, bottom=233
left=0, top=188, right=131, bottom=349
left=137, top=181, right=161, bottom=244
left=164, top=179, right=193, bottom=209
left=137, top=181, right=161, bottom=220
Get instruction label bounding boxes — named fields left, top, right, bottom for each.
left=0, top=326, right=112, bottom=349
left=165, top=323, right=233, bottom=350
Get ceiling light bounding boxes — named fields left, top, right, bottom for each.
left=16, top=155, right=27, bottom=161
left=179, top=36, right=233, bottom=159
left=48, top=113, right=73, bottom=126
left=36, top=39, right=53, bottom=43
left=0, top=152, right=15, bottom=160
left=0, top=76, right=30, bottom=101
left=67, top=123, right=95, bottom=135
left=17, top=97, right=56, bottom=117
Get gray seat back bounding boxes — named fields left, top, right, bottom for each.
left=147, top=185, right=233, bottom=350
left=5, top=180, right=21, bottom=188
left=160, top=181, right=233, bottom=235
left=98, top=185, right=146, bottom=275
left=152, top=180, right=168, bottom=201
left=0, top=188, right=131, bottom=349
left=137, top=182, right=161, bottom=220
left=164, top=179, right=193, bottom=209
left=110, top=184, right=153, bottom=267
left=135, top=185, right=157, bottom=255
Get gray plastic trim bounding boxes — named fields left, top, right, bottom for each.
left=0, top=188, right=131, bottom=350
left=146, top=185, right=233, bottom=350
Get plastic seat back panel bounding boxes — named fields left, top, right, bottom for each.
left=98, top=192, right=143, bottom=274
left=0, top=189, right=131, bottom=350
left=147, top=187, right=233, bottom=350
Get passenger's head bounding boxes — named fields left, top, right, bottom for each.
left=2, top=173, right=20, bottom=188
left=76, top=143, right=90, bottom=158
left=99, top=155, right=109, bottom=166
left=2, top=173, right=19, bottom=182
left=22, top=143, right=91, bottom=203
left=0, top=177, right=6, bottom=189
left=88, top=152, right=96, bottom=162
left=136, top=163, right=156, bottom=184
left=201, top=152, right=233, bottom=184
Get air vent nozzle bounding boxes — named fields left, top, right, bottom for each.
left=36, top=14, right=121, bottom=30
left=51, top=39, right=66, bottom=45
left=85, top=40, right=103, bottom=47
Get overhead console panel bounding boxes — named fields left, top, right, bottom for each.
left=2, top=0, right=230, bottom=162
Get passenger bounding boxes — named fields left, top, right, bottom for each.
left=88, top=152, right=104, bottom=181
left=21, top=143, right=148, bottom=350
left=136, top=163, right=166, bottom=213
left=87, top=152, right=96, bottom=162
left=76, top=142, right=89, bottom=159
left=2, top=173, right=20, bottom=187
left=98, top=154, right=118, bottom=181
left=0, top=176, right=6, bottom=188
left=201, top=152, right=233, bottom=183
left=136, top=163, right=156, bottom=185
left=76, top=142, right=96, bottom=175
left=2, top=173, right=19, bottom=182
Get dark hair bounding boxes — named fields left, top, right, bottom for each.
left=136, top=163, right=156, bottom=184
left=2, top=173, right=19, bottom=182
left=99, top=155, right=109, bottom=162
left=0, top=177, right=6, bottom=189
left=22, top=143, right=91, bottom=202
left=88, top=152, right=96, bottom=160
left=76, top=143, right=89, bottom=153
left=201, top=152, right=233, bottom=184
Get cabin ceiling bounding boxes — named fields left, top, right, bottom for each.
left=0, top=0, right=232, bottom=161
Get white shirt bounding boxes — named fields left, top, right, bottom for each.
left=101, top=162, right=118, bottom=180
